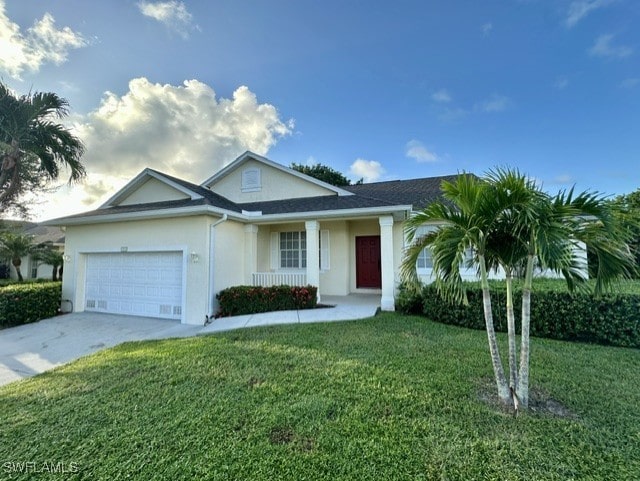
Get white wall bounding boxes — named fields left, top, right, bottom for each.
left=62, top=216, right=212, bottom=325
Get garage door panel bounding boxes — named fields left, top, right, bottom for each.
left=85, top=252, right=183, bottom=320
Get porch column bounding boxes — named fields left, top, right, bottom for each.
left=244, top=224, right=258, bottom=285
left=305, top=220, right=321, bottom=303
left=379, top=215, right=396, bottom=311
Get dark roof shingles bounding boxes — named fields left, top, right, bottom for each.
left=55, top=171, right=462, bottom=221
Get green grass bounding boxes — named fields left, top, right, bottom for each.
left=1, top=314, right=639, bottom=480
left=477, top=277, right=640, bottom=295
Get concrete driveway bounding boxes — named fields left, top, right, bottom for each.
left=0, top=295, right=379, bottom=388
left=0, top=313, right=202, bottom=387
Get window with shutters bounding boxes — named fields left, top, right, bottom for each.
left=280, top=231, right=307, bottom=269
left=271, top=230, right=330, bottom=271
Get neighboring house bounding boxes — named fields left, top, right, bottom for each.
left=0, top=221, right=65, bottom=280
left=46, top=151, right=573, bottom=325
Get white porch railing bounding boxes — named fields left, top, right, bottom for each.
left=252, top=272, right=307, bottom=287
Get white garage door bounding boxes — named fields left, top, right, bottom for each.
left=85, top=251, right=183, bottom=320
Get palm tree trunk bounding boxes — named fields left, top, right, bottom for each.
left=479, top=255, right=510, bottom=404
left=12, top=258, right=23, bottom=282
left=505, top=269, right=518, bottom=391
left=516, top=253, right=534, bottom=408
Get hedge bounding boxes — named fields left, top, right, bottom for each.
left=396, top=283, right=640, bottom=348
left=0, top=282, right=62, bottom=328
left=216, top=285, right=318, bottom=317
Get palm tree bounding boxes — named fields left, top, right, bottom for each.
left=402, top=169, right=636, bottom=410
left=32, top=243, right=64, bottom=281
left=0, top=82, right=85, bottom=213
left=0, top=232, right=35, bottom=281
left=401, top=173, right=512, bottom=404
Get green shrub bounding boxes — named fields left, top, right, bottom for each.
left=397, top=282, right=640, bottom=348
left=216, top=285, right=318, bottom=317
left=0, top=282, right=62, bottom=328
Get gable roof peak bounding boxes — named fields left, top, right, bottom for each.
left=99, top=168, right=204, bottom=208
left=200, top=151, right=354, bottom=196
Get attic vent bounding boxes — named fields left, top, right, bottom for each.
left=241, top=168, right=261, bottom=192
left=173, top=306, right=182, bottom=316
left=86, top=299, right=96, bottom=309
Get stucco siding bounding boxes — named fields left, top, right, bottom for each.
left=318, top=220, right=349, bottom=296
left=61, top=216, right=211, bottom=325
left=211, top=220, right=246, bottom=312
left=211, top=159, right=336, bottom=203
left=118, top=178, right=190, bottom=206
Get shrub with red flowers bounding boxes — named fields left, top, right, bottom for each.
left=0, top=282, right=62, bottom=328
left=216, top=285, right=318, bottom=317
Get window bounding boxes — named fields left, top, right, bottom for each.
left=413, top=225, right=475, bottom=270
left=415, top=226, right=436, bottom=270
left=31, top=262, right=39, bottom=279
left=271, top=230, right=330, bottom=270
left=279, top=231, right=306, bottom=268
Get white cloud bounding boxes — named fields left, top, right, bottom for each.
left=620, top=77, right=639, bottom=88
left=31, top=78, right=292, bottom=220
left=566, top=0, right=614, bottom=28
left=589, top=34, right=633, bottom=59
left=0, top=0, right=87, bottom=79
left=475, top=94, right=512, bottom=113
left=432, top=89, right=452, bottom=103
left=349, top=159, right=385, bottom=183
left=553, top=174, right=573, bottom=184
left=406, top=140, right=438, bottom=163
left=555, top=75, right=569, bottom=90
left=481, top=22, right=493, bottom=36
left=438, top=107, right=468, bottom=122
left=138, top=0, right=196, bottom=38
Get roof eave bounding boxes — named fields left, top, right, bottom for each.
left=43, top=205, right=243, bottom=226
left=43, top=204, right=413, bottom=226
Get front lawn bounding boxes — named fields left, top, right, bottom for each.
left=1, top=314, right=638, bottom=480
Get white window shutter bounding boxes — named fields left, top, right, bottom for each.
left=320, top=230, right=330, bottom=270
left=270, top=232, right=279, bottom=270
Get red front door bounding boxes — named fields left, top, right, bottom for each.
left=356, top=236, right=381, bottom=288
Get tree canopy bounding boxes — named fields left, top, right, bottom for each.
left=291, top=162, right=361, bottom=186
left=0, top=82, right=85, bottom=217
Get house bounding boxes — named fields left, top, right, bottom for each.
left=45, top=151, right=475, bottom=324
left=0, top=221, right=65, bottom=280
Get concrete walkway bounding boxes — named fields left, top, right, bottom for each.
left=201, top=294, right=379, bottom=333
left=0, top=295, right=379, bottom=387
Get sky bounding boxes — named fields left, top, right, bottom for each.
left=1, top=0, right=638, bottom=222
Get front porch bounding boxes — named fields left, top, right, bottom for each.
left=243, top=216, right=400, bottom=311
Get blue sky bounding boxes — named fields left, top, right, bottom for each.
left=1, top=0, right=638, bottom=221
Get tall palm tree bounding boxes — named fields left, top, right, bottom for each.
left=401, top=173, right=512, bottom=404
left=0, top=82, right=85, bottom=213
left=0, top=232, right=35, bottom=282
left=402, top=169, right=636, bottom=410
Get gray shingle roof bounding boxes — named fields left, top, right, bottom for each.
left=49, top=170, right=465, bottom=223
left=343, top=175, right=460, bottom=210
left=238, top=192, right=404, bottom=215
